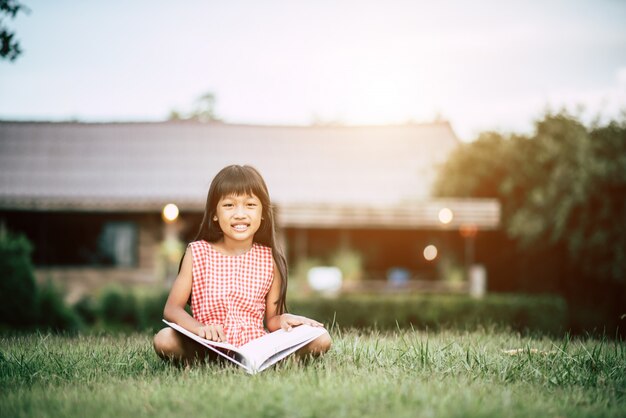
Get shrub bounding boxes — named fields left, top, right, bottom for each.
left=90, top=286, right=169, bottom=331
left=330, top=248, right=364, bottom=282
left=35, top=280, right=83, bottom=331
left=289, top=293, right=568, bottom=335
left=136, top=289, right=169, bottom=331
left=73, top=295, right=99, bottom=326
left=99, top=286, right=141, bottom=328
left=82, top=289, right=567, bottom=335
left=0, top=227, right=38, bottom=327
left=0, top=228, right=83, bottom=332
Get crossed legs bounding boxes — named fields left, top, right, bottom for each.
left=153, top=328, right=332, bottom=365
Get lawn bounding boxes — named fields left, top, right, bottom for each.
left=1, top=327, right=624, bottom=418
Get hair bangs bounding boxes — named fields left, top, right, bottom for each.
left=213, top=165, right=269, bottom=204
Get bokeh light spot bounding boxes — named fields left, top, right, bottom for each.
left=162, top=203, right=179, bottom=222
left=438, top=208, right=453, bottom=224
left=423, top=245, right=438, bottom=261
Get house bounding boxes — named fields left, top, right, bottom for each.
left=0, top=120, right=499, bottom=300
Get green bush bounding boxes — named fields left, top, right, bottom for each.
left=0, top=227, right=38, bottom=327
left=0, top=227, right=83, bottom=332
left=35, top=280, right=83, bottom=331
left=78, top=289, right=567, bottom=335
left=137, top=290, right=169, bottom=331
left=92, top=286, right=169, bottom=331
left=289, top=293, right=568, bottom=335
left=73, top=295, right=99, bottom=326
left=99, top=286, right=142, bottom=328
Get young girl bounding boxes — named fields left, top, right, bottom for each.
left=153, top=165, right=331, bottom=364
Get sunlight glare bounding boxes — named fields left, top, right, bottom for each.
left=162, top=203, right=179, bottom=222
left=423, top=245, right=438, bottom=261
left=438, top=208, right=453, bottom=224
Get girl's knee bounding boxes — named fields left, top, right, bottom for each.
left=310, top=331, right=332, bottom=355
left=153, top=328, right=178, bottom=357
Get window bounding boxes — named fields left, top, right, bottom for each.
left=98, top=221, right=138, bottom=267
left=0, top=212, right=141, bottom=267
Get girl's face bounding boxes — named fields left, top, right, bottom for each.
left=213, top=193, right=263, bottom=244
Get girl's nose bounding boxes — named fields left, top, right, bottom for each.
left=234, top=205, right=246, bottom=217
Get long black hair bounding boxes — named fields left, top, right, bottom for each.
left=187, top=165, right=288, bottom=314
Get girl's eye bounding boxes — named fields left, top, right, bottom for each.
left=247, top=203, right=257, bottom=207
left=223, top=203, right=234, bottom=208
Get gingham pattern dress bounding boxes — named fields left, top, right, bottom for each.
left=189, top=240, right=274, bottom=347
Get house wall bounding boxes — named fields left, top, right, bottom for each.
left=2, top=209, right=502, bottom=302
left=283, top=227, right=466, bottom=281
left=1, top=211, right=170, bottom=302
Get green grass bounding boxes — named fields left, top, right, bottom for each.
left=1, top=328, right=625, bottom=418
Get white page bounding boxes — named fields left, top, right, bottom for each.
left=162, top=320, right=252, bottom=371
left=239, top=325, right=327, bottom=369
left=256, top=332, right=326, bottom=373
left=163, top=320, right=326, bottom=373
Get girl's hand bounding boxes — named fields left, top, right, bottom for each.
left=280, top=314, right=323, bottom=331
left=197, top=324, right=226, bottom=342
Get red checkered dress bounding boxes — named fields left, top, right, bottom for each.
left=189, top=240, right=274, bottom=347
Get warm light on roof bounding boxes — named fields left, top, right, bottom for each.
left=162, top=203, right=179, bottom=222
left=438, top=207, right=453, bottom=224
left=423, top=245, right=438, bottom=261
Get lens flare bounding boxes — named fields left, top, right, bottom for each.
left=423, top=244, right=438, bottom=261
left=162, top=203, right=179, bottom=222
left=438, top=208, right=453, bottom=224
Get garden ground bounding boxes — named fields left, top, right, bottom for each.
left=1, top=327, right=625, bottom=418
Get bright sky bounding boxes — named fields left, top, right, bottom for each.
left=1, top=0, right=625, bottom=141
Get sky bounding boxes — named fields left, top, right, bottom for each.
left=1, top=0, right=625, bottom=141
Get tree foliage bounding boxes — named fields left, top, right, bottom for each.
left=168, top=92, right=221, bottom=122
left=0, top=0, right=27, bottom=61
left=434, top=112, right=626, bottom=284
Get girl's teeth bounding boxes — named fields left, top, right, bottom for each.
left=233, top=225, right=247, bottom=231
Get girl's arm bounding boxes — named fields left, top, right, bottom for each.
left=163, top=247, right=225, bottom=341
left=265, top=260, right=323, bottom=332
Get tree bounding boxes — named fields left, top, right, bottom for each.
left=191, top=92, right=219, bottom=122
left=436, top=112, right=626, bottom=284
left=433, top=131, right=508, bottom=198
left=568, top=120, right=626, bottom=283
left=168, top=92, right=221, bottom=122
left=434, top=112, right=626, bottom=332
left=1, top=0, right=27, bottom=61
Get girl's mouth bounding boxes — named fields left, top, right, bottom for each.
left=232, top=224, right=249, bottom=232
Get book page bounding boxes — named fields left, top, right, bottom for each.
left=162, top=320, right=253, bottom=371
left=240, top=325, right=327, bottom=369
left=256, top=333, right=324, bottom=373
left=163, top=320, right=327, bottom=373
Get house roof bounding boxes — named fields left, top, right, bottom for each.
left=0, top=120, right=460, bottom=211
left=0, top=120, right=500, bottom=229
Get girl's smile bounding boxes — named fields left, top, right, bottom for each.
left=214, top=193, right=263, bottom=247
left=232, top=223, right=250, bottom=232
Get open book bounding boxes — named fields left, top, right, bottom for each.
left=163, top=319, right=327, bottom=374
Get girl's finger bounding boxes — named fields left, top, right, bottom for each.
left=216, top=326, right=225, bottom=342
left=290, top=317, right=305, bottom=325
left=210, top=328, right=218, bottom=341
